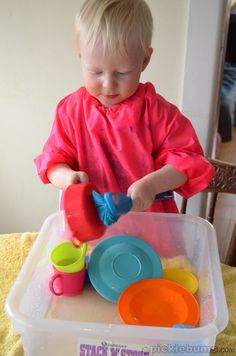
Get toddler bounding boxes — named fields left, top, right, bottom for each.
left=34, top=0, right=215, bottom=214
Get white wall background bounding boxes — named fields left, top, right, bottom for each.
left=0, top=0, right=226, bottom=233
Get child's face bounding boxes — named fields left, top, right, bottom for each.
left=79, top=43, right=152, bottom=107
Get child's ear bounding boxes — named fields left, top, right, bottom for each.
left=142, top=47, right=153, bottom=71
left=77, top=51, right=81, bottom=60
left=75, top=41, right=82, bottom=60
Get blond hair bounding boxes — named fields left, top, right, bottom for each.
left=75, top=0, right=153, bottom=56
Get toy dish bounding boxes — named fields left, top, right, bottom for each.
left=163, top=268, right=199, bottom=294
left=172, top=324, right=195, bottom=328
left=64, top=183, right=106, bottom=242
left=88, top=234, right=163, bottom=302
left=118, top=278, right=200, bottom=327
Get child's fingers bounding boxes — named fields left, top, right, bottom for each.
left=130, top=196, right=143, bottom=211
left=67, top=171, right=89, bottom=186
left=78, top=171, right=89, bottom=183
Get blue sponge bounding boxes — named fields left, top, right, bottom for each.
left=92, top=190, right=174, bottom=227
left=92, top=191, right=132, bottom=227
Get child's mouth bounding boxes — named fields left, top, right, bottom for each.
left=102, top=94, right=118, bottom=99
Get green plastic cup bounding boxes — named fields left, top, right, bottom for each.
left=50, top=241, right=87, bottom=273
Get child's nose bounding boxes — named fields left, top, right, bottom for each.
left=102, top=74, right=117, bottom=91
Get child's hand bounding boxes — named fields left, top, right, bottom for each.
left=127, top=178, right=156, bottom=211
left=47, top=164, right=89, bottom=190
left=66, top=171, right=89, bottom=188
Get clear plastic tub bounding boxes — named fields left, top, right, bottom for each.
left=5, top=212, right=228, bottom=356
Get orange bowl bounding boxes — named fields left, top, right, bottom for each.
left=118, top=278, right=200, bottom=327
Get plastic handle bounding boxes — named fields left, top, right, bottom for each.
left=49, top=274, right=63, bottom=296
left=155, top=191, right=173, bottom=201
left=80, top=243, right=87, bottom=258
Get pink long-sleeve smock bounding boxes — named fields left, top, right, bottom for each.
left=34, top=82, right=214, bottom=213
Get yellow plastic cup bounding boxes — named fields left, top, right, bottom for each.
left=50, top=241, right=87, bottom=273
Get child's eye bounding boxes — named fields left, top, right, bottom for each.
left=117, top=71, right=131, bottom=77
left=90, top=71, right=102, bottom=76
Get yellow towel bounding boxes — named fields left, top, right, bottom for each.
left=0, top=233, right=37, bottom=356
left=213, top=264, right=236, bottom=355
left=0, top=233, right=236, bottom=356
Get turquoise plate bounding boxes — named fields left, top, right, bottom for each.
left=88, top=234, right=163, bottom=302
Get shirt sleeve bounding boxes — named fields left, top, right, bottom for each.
left=34, top=98, right=78, bottom=184
left=150, top=96, right=215, bottom=199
